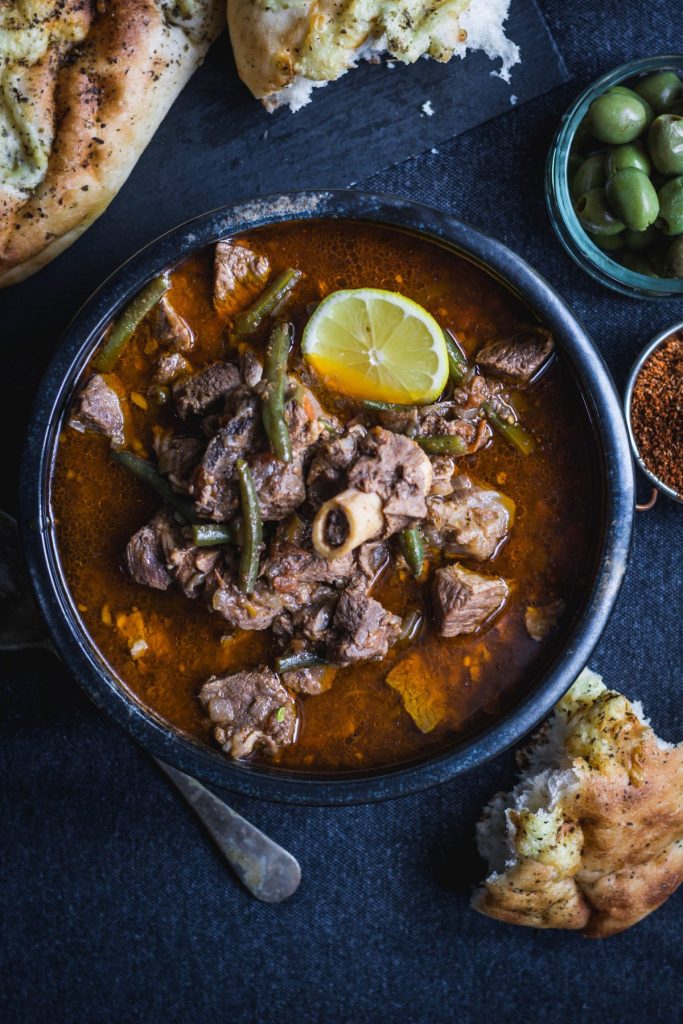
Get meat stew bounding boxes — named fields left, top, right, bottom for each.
left=52, top=221, right=596, bottom=772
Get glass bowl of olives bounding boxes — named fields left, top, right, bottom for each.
left=546, top=56, right=683, bottom=298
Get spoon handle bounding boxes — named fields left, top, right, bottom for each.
left=155, top=758, right=301, bottom=902
left=1, top=509, right=301, bottom=902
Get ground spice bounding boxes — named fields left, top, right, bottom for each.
left=630, top=331, right=683, bottom=496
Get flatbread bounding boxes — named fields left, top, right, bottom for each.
left=0, top=1, right=223, bottom=287
left=473, top=669, right=683, bottom=937
left=227, top=0, right=520, bottom=111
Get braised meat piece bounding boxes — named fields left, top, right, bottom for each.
left=69, top=374, right=125, bottom=447
left=154, top=431, right=203, bottom=494
left=426, top=477, right=515, bottom=561
left=193, top=393, right=261, bottom=519
left=476, top=327, right=554, bottom=384
left=153, top=351, right=190, bottom=385
left=246, top=396, right=323, bottom=521
left=265, top=542, right=355, bottom=604
left=198, top=668, right=297, bottom=758
left=147, top=296, right=193, bottom=351
left=432, top=564, right=508, bottom=638
left=355, top=540, right=389, bottom=583
left=124, top=512, right=173, bottom=591
left=213, top=241, right=271, bottom=315
left=418, top=403, right=492, bottom=453
left=173, top=362, right=241, bottom=420
left=124, top=509, right=219, bottom=598
left=273, top=591, right=338, bottom=652
left=429, top=456, right=457, bottom=497
left=328, top=579, right=401, bottom=664
left=240, top=350, right=263, bottom=388
left=347, top=427, right=433, bottom=535
left=208, top=567, right=285, bottom=631
left=281, top=664, right=337, bottom=696
left=306, top=425, right=365, bottom=508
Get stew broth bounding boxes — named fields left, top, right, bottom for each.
left=52, top=221, right=596, bottom=771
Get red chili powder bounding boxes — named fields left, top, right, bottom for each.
left=630, top=331, right=683, bottom=496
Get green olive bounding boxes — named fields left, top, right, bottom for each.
left=617, top=251, right=659, bottom=277
left=587, top=92, right=648, bottom=144
left=607, top=86, right=655, bottom=127
left=605, top=168, right=659, bottom=232
left=586, top=230, right=624, bottom=252
left=634, top=71, right=682, bottom=114
left=623, top=225, right=659, bottom=251
left=605, top=141, right=651, bottom=177
left=663, top=236, right=683, bottom=278
left=656, top=176, right=683, bottom=235
left=574, top=188, right=625, bottom=236
left=647, top=114, right=683, bottom=175
left=571, top=154, right=606, bottom=198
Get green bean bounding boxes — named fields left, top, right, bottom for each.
left=236, top=458, right=262, bottom=593
left=482, top=402, right=536, bottom=456
left=398, top=607, right=424, bottom=645
left=94, top=274, right=170, bottom=372
left=399, top=526, right=425, bottom=577
left=275, top=652, right=328, bottom=674
left=192, top=523, right=238, bottom=547
left=443, top=331, right=469, bottom=384
left=416, top=434, right=469, bottom=455
left=233, top=268, right=302, bottom=339
left=111, top=449, right=197, bottom=521
left=261, top=322, right=293, bottom=462
left=362, top=398, right=415, bottom=412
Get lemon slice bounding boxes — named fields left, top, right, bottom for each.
left=301, top=288, right=449, bottom=404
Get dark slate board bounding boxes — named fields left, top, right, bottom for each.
left=161, top=0, right=567, bottom=199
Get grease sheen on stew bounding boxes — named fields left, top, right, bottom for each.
left=52, top=221, right=596, bottom=771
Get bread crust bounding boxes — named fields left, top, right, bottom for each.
left=0, top=0, right=223, bottom=287
left=473, top=672, right=683, bottom=937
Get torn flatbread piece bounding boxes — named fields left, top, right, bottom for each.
left=472, top=668, right=683, bottom=937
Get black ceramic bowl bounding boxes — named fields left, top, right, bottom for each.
left=20, top=191, right=634, bottom=805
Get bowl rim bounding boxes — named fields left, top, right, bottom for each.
left=19, top=190, right=635, bottom=805
left=623, top=318, right=683, bottom=504
left=545, top=54, right=683, bottom=300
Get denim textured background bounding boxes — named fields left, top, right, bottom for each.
left=1, top=2, right=682, bottom=1022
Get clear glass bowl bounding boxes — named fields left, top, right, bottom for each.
left=546, top=56, right=683, bottom=299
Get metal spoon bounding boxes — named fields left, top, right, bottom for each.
left=0, top=510, right=301, bottom=903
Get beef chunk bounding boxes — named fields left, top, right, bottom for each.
left=248, top=451, right=307, bottom=521
left=198, top=668, right=296, bottom=758
left=147, top=296, right=193, bottom=351
left=154, top=351, right=190, bottom=385
left=265, top=542, right=355, bottom=604
left=348, top=427, right=433, bottom=534
left=69, top=374, right=125, bottom=447
left=124, top=513, right=173, bottom=590
left=153, top=431, right=203, bottom=494
left=273, top=592, right=338, bottom=652
left=173, top=362, right=241, bottom=420
left=213, top=240, right=270, bottom=315
left=207, top=558, right=285, bottom=631
left=429, top=456, right=457, bottom=497
left=525, top=599, right=566, bottom=642
left=328, top=579, right=401, bottom=664
left=193, top=393, right=261, bottom=519
left=426, top=477, right=515, bottom=561
left=282, top=664, right=337, bottom=696
left=432, top=563, right=508, bottom=638
left=306, top=425, right=365, bottom=508
left=417, top=403, right=491, bottom=453
left=375, top=405, right=420, bottom=437
left=355, top=540, right=389, bottom=583
left=476, top=327, right=555, bottom=384
left=124, top=509, right=219, bottom=598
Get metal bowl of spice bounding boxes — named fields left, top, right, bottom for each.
left=625, top=320, right=683, bottom=507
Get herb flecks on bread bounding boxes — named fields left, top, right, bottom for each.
left=228, top=0, right=520, bottom=112
left=473, top=669, right=683, bottom=937
left=0, top=1, right=223, bottom=287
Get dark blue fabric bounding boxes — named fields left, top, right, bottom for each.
left=1, top=2, right=682, bottom=1022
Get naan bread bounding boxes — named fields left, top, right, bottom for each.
left=473, top=669, right=683, bottom=937
left=0, top=1, right=223, bottom=287
left=228, top=0, right=520, bottom=111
